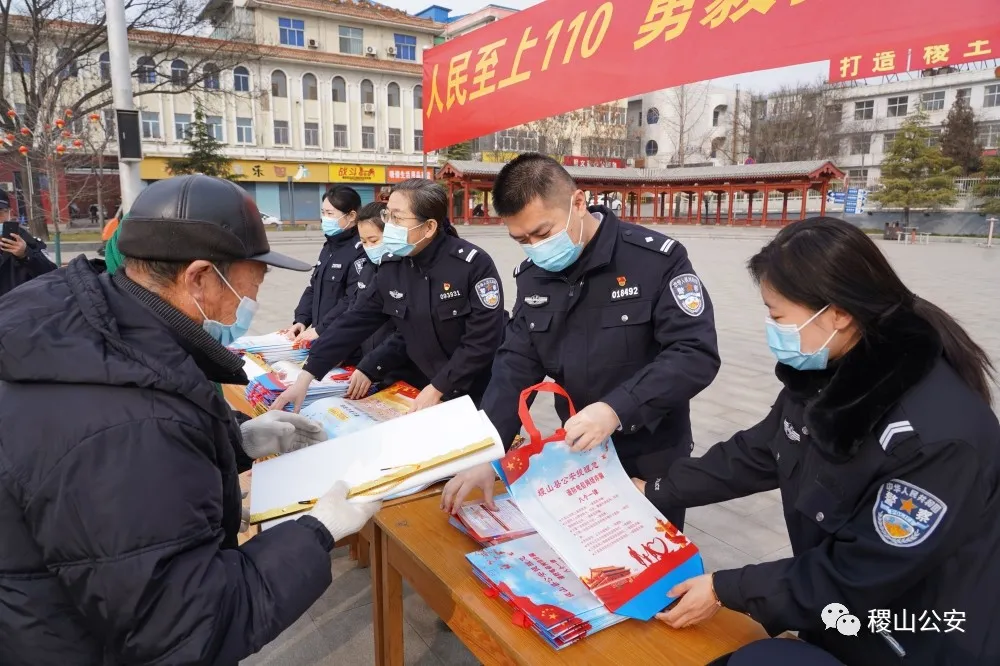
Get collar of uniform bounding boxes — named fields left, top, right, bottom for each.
left=411, top=229, right=449, bottom=270
left=776, top=306, right=942, bottom=459
left=325, top=225, right=359, bottom=249
left=551, top=205, right=615, bottom=282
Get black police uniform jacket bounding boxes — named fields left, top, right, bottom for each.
left=646, top=308, right=1000, bottom=665
left=294, top=228, right=365, bottom=336
left=319, top=254, right=427, bottom=389
left=303, top=231, right=505, bottom=405
left=0, top=227, right=57, bottom=298
left=0, top=257, right=336, bottom=665
left=481, top=207, right=721, bottom=470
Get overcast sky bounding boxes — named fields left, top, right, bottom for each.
left=385, top=0, right=830, bottom=93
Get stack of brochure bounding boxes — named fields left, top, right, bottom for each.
left=246, top=361, right=362, bottom=412
left=229, top=332, right=310, bottom=365
left=300, top=381, right=418, bottom=439
left=465, top=533, right=628, bottom=649
left=449, top=492, right=537, bottom=547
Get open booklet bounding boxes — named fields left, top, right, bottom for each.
left=249, top=396, right=505, bottom=528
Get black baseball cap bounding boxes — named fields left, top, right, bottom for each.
left=118, top=174, right=311, bottom=271
left=0, top=190, right=10, bottom=210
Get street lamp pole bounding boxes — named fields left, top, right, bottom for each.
left=105, top=0, right=143, bottom=212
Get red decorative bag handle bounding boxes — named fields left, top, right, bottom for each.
left=517, top=381, right=577, bottom=446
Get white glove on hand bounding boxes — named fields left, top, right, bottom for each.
left=240, top=411, right=326, bottom=460
left=308, top=480, right=382, bottom=543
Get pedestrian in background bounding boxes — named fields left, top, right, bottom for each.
left=0, top=189, right=57, bottom=298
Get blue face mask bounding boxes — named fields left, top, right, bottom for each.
left=521, top=196, right=585, bottom=272
left=364, top=242, right=387, bottom=265
left=321, top=214, right=345, bottom=237
left=382, top=220, right=426, bottom=258
left=194, top=265, right=260, bottom=347
left=765, top=305, right=837, bottom=371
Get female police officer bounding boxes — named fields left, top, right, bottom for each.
left=272, top=179, right=505, bottom=413
left=288, top=185, right=363, bottom=349
left=635, top=217, right=1000, bottom=665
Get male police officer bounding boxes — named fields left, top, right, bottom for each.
left=442, top=154, right=720, bottom=529
left=0, top=189, right=56, bottom=297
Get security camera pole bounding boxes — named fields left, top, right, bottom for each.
left=105, top=0, right=144, bottom=212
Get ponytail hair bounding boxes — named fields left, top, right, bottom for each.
left=748, top=216, right=995, bottom=404
left=440, top=217, right=460, bottom=238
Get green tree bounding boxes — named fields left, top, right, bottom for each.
left=940, top=97, right=982, bottom=175
left=872, top=112, right=960, bottom=225
left=166, top=106, right=234, bottom=179
left=976, top=156, right=1000, bottom=216
left=439, top=140, right=473, bottom=163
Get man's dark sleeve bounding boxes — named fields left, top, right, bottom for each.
left=602, top=245, right=721, bottom=434
left=303, top=273, right=389, bottom=380
left=293, top=262, right=318, bottom=327
left=17, top=231, right=57, bottom=277
left=26, top=418, right=335, bottom=665
left=357, top=330, right=408, bottom=382
left=480, top=301, right=546, bottom=450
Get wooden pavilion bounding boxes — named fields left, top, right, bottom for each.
left=437, top=159, right=845, bottom=227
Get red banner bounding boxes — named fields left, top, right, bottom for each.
left=562, top=155, right=625, bottom=168
left=421, top=0, right=997, bottom=152
left=829, top=30, right=1000, bottom=82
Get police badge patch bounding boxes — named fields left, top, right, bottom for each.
left=474, top=278, right=500, bottom=309
left=872, top=479, right=947, bottom=548
left=354, top=258, right=366, bottom=275
left=524, top=294, right=548, bottom=307
left=669, top=273, right=705, bottom=317
left=389, top=290, right=404, bottom=300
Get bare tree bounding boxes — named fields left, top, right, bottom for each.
left=657, top=84, right=714, bottom=166
left=1, top=0, right=262, bottom=236
left=525, top=111, right=581, bottom=157
left=580, top=103, right=628, bottom=164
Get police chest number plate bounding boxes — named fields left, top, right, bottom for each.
left=611, top=285, right=640, bottom=301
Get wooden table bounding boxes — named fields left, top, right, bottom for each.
left=374, top=487, right=770, bottom=666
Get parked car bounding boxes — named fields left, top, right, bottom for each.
left=261, top=213, right=282, bottom=227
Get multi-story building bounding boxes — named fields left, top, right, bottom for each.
left=2, top=1, right=447, bottom=222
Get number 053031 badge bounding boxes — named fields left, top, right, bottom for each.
left=670, top=274, right=705, bottom=317
left=873, top=479, right=947, bottom=547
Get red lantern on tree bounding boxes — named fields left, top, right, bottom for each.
left=89, top=113, right=100, bottom=123
left=18, top=146, right=29, bottom=156
left=64, top=109, right=74, bottom=118
left=55, top=119, right=65, bottom=129
left=4, top=133, right=13, bottom=143
left=20, top=127, right=30, bottom=136
left=61, top=130, right=72, bottom=138
left=72, top=139, right=83, bottom=148
left=55, top=144, right=66, bottom=155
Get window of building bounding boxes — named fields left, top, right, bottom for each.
left=924, top=127, right=942, bottom=148
left=985, top=84, right=1000, bottom=108
left=174, top=113, right=192, bottom=140
left=207, top=115, right=224, bottom=141
left=387, top=82, right=400, bottom=107
left=957, top=88, right=971, bottom=101
left=136, top=56, right=156, bottom=84
left=102, top=108, right=116, bottom=135
left=99, top=52, right=111, bottom=81
left=414, top=129, right=423, bottom=152
left=882, top=132, right=897, bottom=149
left=302, top=73, right=318, bottom=100
left=712, top=104, right=727, bottom=127
left=11, top=43, right=32, bottom=74
left=271, top=70, right=287, bottom=98
left=171, top=59, right=189, bottom=86
left=203, top=63, right=220, bottom=90
left=141, top=111, right=161, bottom=139
left=278, top=17, right=305, bottom=47
left=886, top=96, right=908, bottom=117
left=388, top=127, right=401, bottom=150
left=333, top=124, right=348, bottom=148
left=645, top=139, right=658, bottom=156
left=304, top=121, right=320, bottom=147
left=920, top=90, right=945, bottom=112
left=394, top=34, right=416, bottom=61
left=236, top=117, right=254, bottom=144
left=360, top=79, right=374, bottom=105
left=977, top=122, right=999, bottom=149
left=646, top=107, right=659, bottom=124
left=850, top=133, right=872, bottom=154
left=494, top=128, right=538, bottom=152
left=847, top=168, right=869, bottom=183
left=273, top=119, right=289, bottom=145
left=853, top=100, right=874, bottom=120
left=824, top=104, right=843, bottom=124
left=332, top=76, right=346, bottom=102
left=339, top=26, right=363, bottom=55
left=57, top=49, right=78, bottom=79
left=361, top=125, right=375, bottom=150
left=233, top=66, right=250, bottom=92
left=413, top=84, right=422, bottom=109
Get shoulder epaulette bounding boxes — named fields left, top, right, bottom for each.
left=450, top=241, right=480, bottom=263
left=620, top=226, right=678, bottom=256
left=514, top=257, right=533, bottom=277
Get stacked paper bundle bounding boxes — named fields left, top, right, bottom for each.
left=449, top=492, right=536, bottom=547
left=466, top=533, right=628, bottom=649
left=246, top=361, right=360, bottom=412
left=300, top=381, right=419, bottom=440
left=228, top=332, right=310, bottom=365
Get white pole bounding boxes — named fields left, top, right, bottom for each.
left=988, top=217, right=996, bottom=249
left=105, top=0, right=143, bottom=212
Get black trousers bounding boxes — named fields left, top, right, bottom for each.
left=708, top=639, right=844, bottom=666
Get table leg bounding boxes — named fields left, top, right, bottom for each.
left=357, top=524, right=371, bottom=569
left=379, top=527, right=405, bottom=666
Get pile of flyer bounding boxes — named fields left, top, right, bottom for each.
left=228, top=332, right=310, bottom=365
left=449, top=492, right=537, bottom=547
left=246, top=361, right=361, bottom=412
left=300, top=381, right=419, bottom=440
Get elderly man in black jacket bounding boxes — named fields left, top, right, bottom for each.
left=0, top=189, right=57, bottom=297
left=0, top=174, right=379, bottom=665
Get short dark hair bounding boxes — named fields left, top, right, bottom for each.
left=390, top=179, right=459, bottom=237
left=356, top=201, right=386, bottom=230
left=123, top=257, right=231, bottom=288
left=323, top=185, right=362, bottom=213
left=492, top=153, right=576, bottom=216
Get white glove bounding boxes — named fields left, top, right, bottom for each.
left=308, top=480, right=382, bottom=543
left=240, top=411, right=326, bottom=460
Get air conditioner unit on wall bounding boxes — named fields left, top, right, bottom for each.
left=363, top=103, right=375, bottom=114
left=386, top=46, right=396, bottom=56
left=308, top=39, right=319, bottom=49
left=365, top=45, right=377, bottom=56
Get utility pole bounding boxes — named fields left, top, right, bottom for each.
left=105, top=0, right=143, bottom=212
left=732, top=84, right=740, bottom=165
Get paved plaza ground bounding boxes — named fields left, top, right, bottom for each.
left=241, top=225, right=1000, bottom=666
